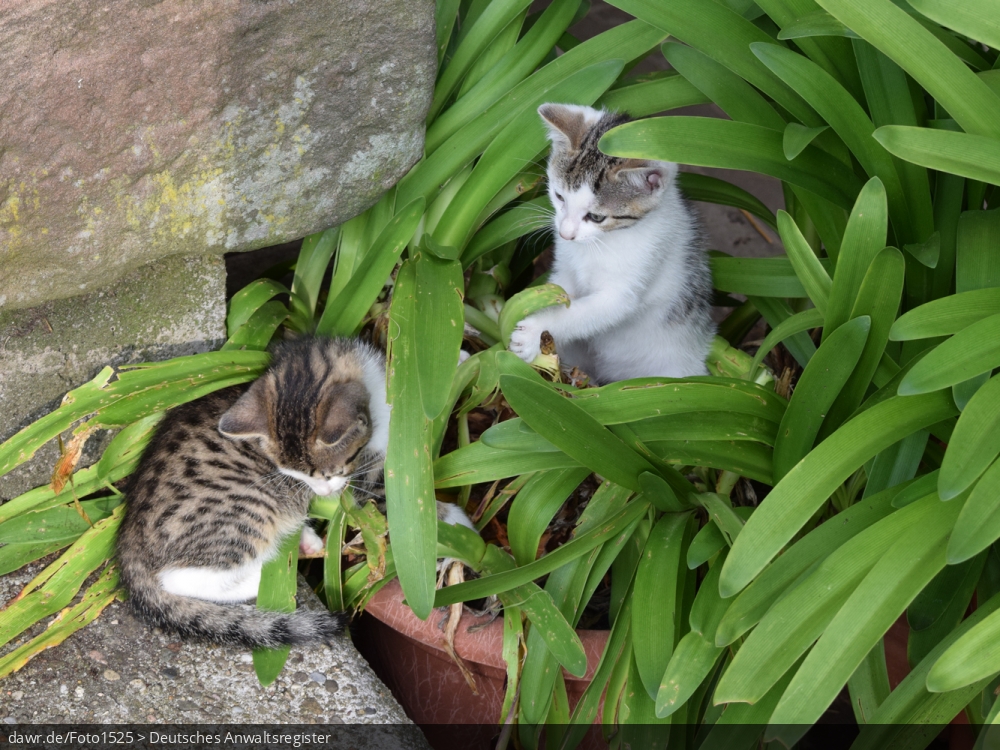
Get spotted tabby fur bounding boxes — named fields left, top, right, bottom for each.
left=117, top=337, right=388, bottom=648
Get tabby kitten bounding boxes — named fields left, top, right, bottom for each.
left=117, top=337, right=389, bottom=648
left=509, top=104, right=715, bottom=383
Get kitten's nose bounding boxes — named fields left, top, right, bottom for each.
left=559, top=220, right=578, bottom=241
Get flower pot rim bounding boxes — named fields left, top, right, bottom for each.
left=364, top=578, right=608, bottom=682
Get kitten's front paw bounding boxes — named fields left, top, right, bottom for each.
left=509, top=319, right=545, bottom=363
left=299, top=525, right=326, bottom=557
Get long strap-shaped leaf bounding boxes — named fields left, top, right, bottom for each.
left=315, top=198, right=425, bottom=337
left=852, top=593, right=1000, bottom=749
left=714, top=491, right=945, bottom=704
left=814, top=0, right=1000, bottom=140
left=384, top=261, right=437, bottom=620
left=720, top=389, right=958, bottom=597
left=890, top=287, right=1000, bottom=340
left=773, top=316, right=870, bottom=481
left=949, top=457, right=1000, bottom=564
left=601, top=117, right=862, bottom=210
left=778, top=209, right=833, bottom=314
left=633, top=513, right=690, bottom=700
left=433, top=498, right=651, bottom=607
left=874, top=126, right=1000, bottom=187
left=605, top=0, right=820, bottom=127
left=765, top=497, right=961, bottom=746
left=751, top=44, right=925, bottom=244
left=819, top=246, right=906, bottom=439
left=825, top=178, right=890, bottom=340
left=898, top=312, right=1000, bottom=395
left=939, top=374, right=1000, bottom=500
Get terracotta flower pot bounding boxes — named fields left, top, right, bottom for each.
left=354, top=583, right=975, bottom=750
left=353, top=579, right=609, bottom=750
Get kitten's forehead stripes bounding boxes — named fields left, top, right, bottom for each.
left=561, top=111, right=632, bottom=192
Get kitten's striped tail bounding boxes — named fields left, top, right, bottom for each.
left=121, top=567, right=345, bottom=649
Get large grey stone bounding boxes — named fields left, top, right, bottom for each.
left=0, top=0, right=435, bottom=311
left=0, top=254, right=227, bottom=501
left=0, top=565, right=428, bottom=743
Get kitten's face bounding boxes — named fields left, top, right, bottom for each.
left=218, top=366, right=374, bottom=497
left=539, top=103, right=675, bottom=243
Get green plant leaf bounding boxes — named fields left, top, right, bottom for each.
left=949, top=457, right=1000, bottom=564
left=434, top=440, right=581, bottom=488
left=498, top=284, right=570, bottom=347
left=656, top=558, right=728, bottom=718
left=714, top=492, right=947, bottom=703
left=315, top=198, right=425, bottom=337
left=428, top=0, right=535, bottom=121
left=778, top=210, right=833, bottom=314
left=596, top=70, right=710, bottom=119
left=605, top=0, right=821, bottom=126
left=291, top=228, right=338, bottom=323
left=601, top=117, right=862, bottom=210
left=898, top=312, right=1000, bottom=396
left=570, top=374, right=788, bottom=425
left=461, top=196, right=553, bottom=269
left=221, top=300, right=288, bottom=352
left=716, top=482, right=902, bottom=646
left=398, top=20, right=667, bottom=209
left=0, top=351, right=267, bottom=480
left=905, top=0, right=1000, bottom=64
left=874, top=126, right=1000, bottom=187
left=676, top=173, right=777, bottom=229
left=820, top=247, right=906, bottom=438
left=499, top=374, right=655, bottom=492
left=773, top=315, right=870, bottom=481
left=384, top=260, right=437, bottom=620
left=764, top=497, right=960, bottom=745
left=426, top=0, right=582, bottom=151
left=661, top=41, right=786, bottom=131
left=815, top=0, right=1000, bottom=140
left=0, top=540, right=71, bottom=578
left=508, top=467, right=590, bottom=565
left=751, top=309, right=824, bottom=373
left=750, top=44, right=927, bottom=243
left=720, top=390, right=958, bottom=598
left=433, top=498, right=651, bottom=607
left=226, top=279, right=290, bottom=338
left=783, top=123, right=829, bottom=160
left=904, top=232, right=941, bottom=270
left=928, top=596, right=1000, bottom=692
left=939, top=375, right=1000, bottom=500
left=777, top=9, right=858, bottom=40
left=825, top=178, right=889, bottom=340
left=0, top=496, right=121, bottom=545
left=414, top=255, right=465, bottom=420
left=435, top=59, right=624, bottom=252
left=891, top=288, right=1000, bottom=341
left=0, top=506, right=121, bottom=652
left=0, top=564, right=120, bottom=681
left=712, top=253, right=834, bottom=298
left=252, top=530, right=299, bottom=686
left=633, top=512, right=690, bottom=699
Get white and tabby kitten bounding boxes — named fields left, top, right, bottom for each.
left=509, top=104, right=715, bottom=383
left=117, top=336, right=471, bottom=649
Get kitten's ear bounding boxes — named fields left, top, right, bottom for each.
left=218, top=380, right=271, bottom=441
left=538, top=103, right=591, bottom=151
left=318, top=382, right=370, bottom=448
left=614, top=159, right=678, bottom=193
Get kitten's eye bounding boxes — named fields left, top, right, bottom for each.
left=554, top=192, right=564, bottom=202
left=586, top=213, right=606, bottom=223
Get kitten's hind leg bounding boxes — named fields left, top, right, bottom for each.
left=159, top=563, right=262, bottom=603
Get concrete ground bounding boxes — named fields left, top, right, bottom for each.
left=0, top=562, right=428, bottom=746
